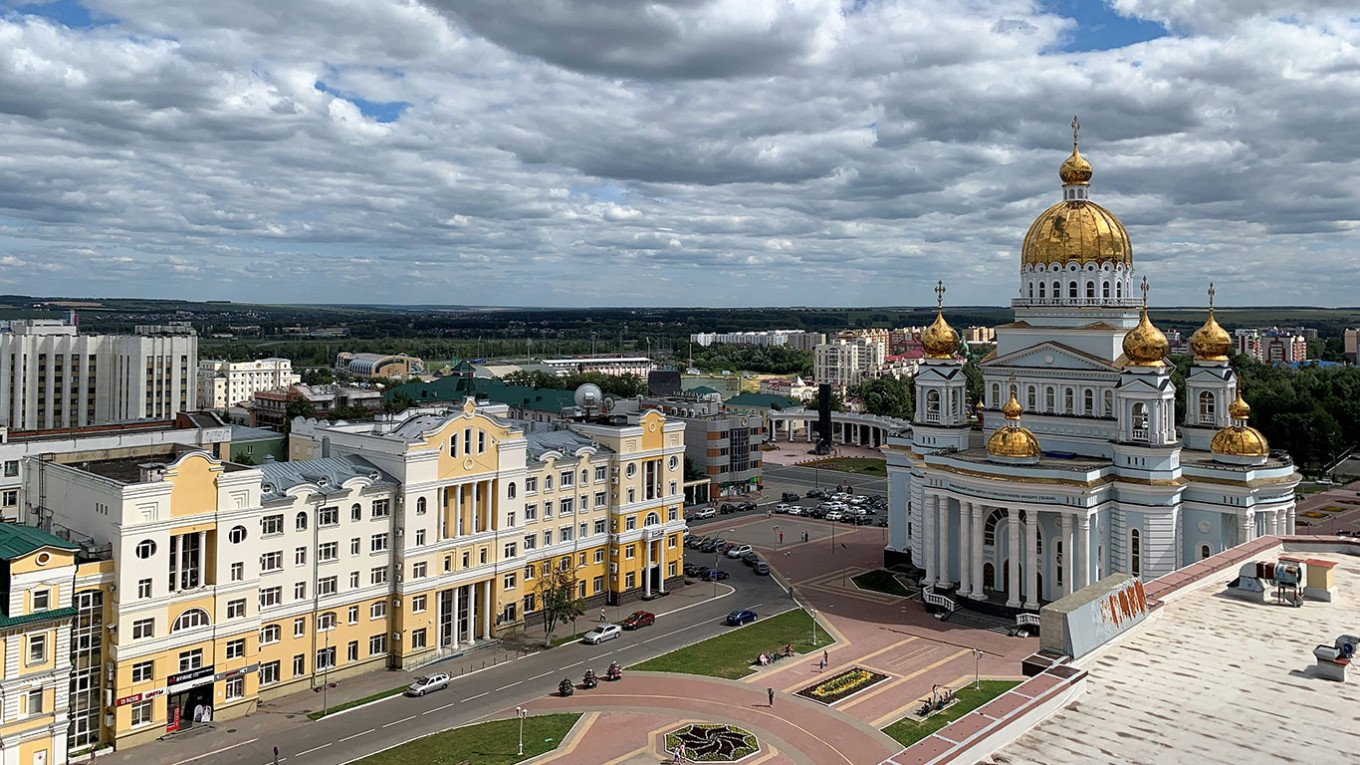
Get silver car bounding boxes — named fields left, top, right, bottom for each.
left=406, top=672, right=450, bottom=696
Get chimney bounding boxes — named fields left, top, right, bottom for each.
left=139, top=463, right=167, bottom=483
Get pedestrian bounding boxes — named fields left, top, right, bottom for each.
left=779, top=531, right=784, bottom=545
left=819, top=656, right=826, bottom=670
left=273, top=748, right=279, bottom=765
left=823, top=649, right=829, bottom=666
left=599, top=607, right=607, bottom=624
left=767, top=687, right=775, bottom=707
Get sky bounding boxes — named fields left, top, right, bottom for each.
left=0, top=1, right=1357, bottom=308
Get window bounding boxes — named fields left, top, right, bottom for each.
left=1045, top=386, right=1055, bottom=412
left=416, top=529, right=427, bottom=545
left=230, top=562, right=244, bottom=582
left=595, top=466, right=606, bottom=481
left=507, top=511, right=516, bottom=528
left=412, top=562, right=428, bottom=578
left=503, top=542, right=517, bottom=558
left=3, top=460, right=17, bottom=477
left=349, top=503, right=362, bottom=522
left=627, top=488, right=636, bottom=503
left=295, top=547, right=307, bottom=566
left=1131, top=402, right=1149, bottom=439
left=369, top=634, right=387, bottom=655
left=1104, top=389, right=1114, bottom=417
left=228, top=525, right=247, bottom=544
left=450, top=433, right=459, bottom=457
left=319, top=541, right=338, bottom=561
left=1063, top=388, right=1074, bottom=414
left=645, top=511, right=660, bottom=526
left=582, top=468, right=590, bottom=484
left=560, top=470, right=574, bottom=488
left=316, top=647, right=336, bottom=670
left=983, top=509, right=1008, bottom=547
left=526, top=477, right=538, bottom=493
left=371, top=601, right=387, bottom=620
left=1, top=489, right=15, bottom=508
left=1199, top=543, right=1211, bottom=560
left=595, top=491, right=606, bottom=507
left=478, top=430, right=486, bottom=453
left=1130, top=529, right=1141, bottom=576
left=261, top=515, right=283, bottom=536
left=227, top=599, right=246, bottom=618
left=545, top=475, right=553, bottom=491
left=416, top=496, right=427, bottom=515
left=260, top=661, right=280, bottom=686
left=318, top=612, right=337, bottom=631
left=523, top=593, right=536, bottom=612
left=260, top=624, right=281, bottom=645
left=560, top=497, right=574, bottom=515
left=371, top=566, right=388, bottom=585
left=27, top=634, right=47, bottom=664
left=412, top=595, right=427, bottom=612
left=135, top=539, right=157, bottom=559
left=1198, top=391, right=1216, bottom=424
left=132, top=660, right=154, bottom=682
left=261, top=551, right=283, bottom=572
left=594, top=519, right=606, bottom=534
left=503, top=573, right=517, bottom=589
left=480, top=547, right=488, bottom=564
left=523, top=534, right=536, bottom=550
left=371, top=533, right=389, bottom=553
left=412, top=628, right=428, bottom=649
left=348, top=641, right=359, bottom=661
left=226, top=638, right=246, bottom=659
left=350, top=538, right=361, bottom=555
left=625, top=545, right=636, bottom=559
left=178, top=649, right=204, bottom=672
left=626, top=463, right=637, bottom=478
left=372, top=499, right=391, bottom=518
left=543, top=529, right=553, bottom=546
left=260, top=587, right=281, bottom=608
left=668, top=534, right=677, bottom=548
left=525, top=504, right=538, bottom=521
left=594, top=549, right=604, bottom=564
left=294, top=617, right=306, bottom=637
left=293, top=654, right=306, bottom=676
left=296, top=511, right=308, bottom=531
left=319, top=576, right=338, bottom=595
left=544, top=500, right=553, bottom=518
left=138, top=578, right=153, bottom=599
left=1083, top=389, right=1094, bottom=415
left=626, top=516, right=637, bottom=531
left=561, top=525, right=574, bottom=542
left=625, top=572, right=636, bottom=589
left=348, top=605, right=359, bottom=623
left=131, top=699, right=154, bottom=726
left=225, top=675, right=245, bottom=700
left=668, top=507, right=678, bottom=522
left=172, top=609, right=210, bottom=633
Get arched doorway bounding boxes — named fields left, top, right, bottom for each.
left=1002, top=560, right=1010, bottom=593
left=982, top=563, right=995, bottom=592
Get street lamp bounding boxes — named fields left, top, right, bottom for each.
left=516, top=706, right=527, bottom=756
left=971, top=647, right=983, bottom=690
left=810, top=608, right=819, bottom=647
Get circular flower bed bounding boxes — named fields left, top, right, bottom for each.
left=664, top=723, right=760, bottom=762
left=797, top=666, right=889, bottom=704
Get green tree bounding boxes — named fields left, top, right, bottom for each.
left=385, top=391, right=415, bottom=415
left=285, top=396, right=315, bottom=421
left=849, top=376, right=913, bottom=418
left=534, top=563, right=585, bottom=646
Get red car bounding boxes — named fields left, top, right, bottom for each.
left=621, top=610, right=656, bottom=630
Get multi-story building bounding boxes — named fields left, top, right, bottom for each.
left=249, top=384, right=384, bottom=429
left=197, top=358, right=300, bottom=409
left=0, top=319, right=198, bottom=431
left=644, top=400, right=763, bottom=496
left=1345, top=328, right=1359, bottom=363
left=813, top=336, right=882, bottom=394
left=539, top=356, right=654, bottom=378
left=1234, top=328, right=1309, bottom=363
left=688, top=330, right=825, bottom=351
left=757, top=376, right=815, bottom=402
left=14, top=399, right=686, bottom=754
left=964, top=326, right=997, bottom=344
left=335, top=353, right=424, bottom=380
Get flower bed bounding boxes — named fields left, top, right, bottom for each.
left=664, top=723, right=760, bottom=762
left=796, top=666, right=889, bottom=704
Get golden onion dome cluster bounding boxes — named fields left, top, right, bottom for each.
left=987, top=389, right=1041, bottom=459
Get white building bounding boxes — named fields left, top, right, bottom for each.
left=0, top=319, right=198, bottom=431
left=540, top=356, right=654, bottom=378
left=197, top=358, right=300, bottom=409
left=813, top=337, right=882, bottom=393
left=688, top=330, right=825, bottom=350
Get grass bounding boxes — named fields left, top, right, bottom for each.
left=881, top=680, right=1022, bottom=747
left=1298, top=484, right=1334, bottom=495
left=307, top=685, right=408, bottom=720
left=550, top=629, right=591, bottom=647
left=851, top=569, right=914, bottom=597
left=349, top=712, right=580, bottom=765
left=631, top=609, right=830, bottom=680
left=807, top=457, right=887, bottom=477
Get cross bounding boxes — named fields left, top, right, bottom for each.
left=935, top=280, right=946, bottom=309
left=1007, top=373, right=1018, bottom=401
left=1140, top=275, right=1149, bottom=306
left=1071, top=116, right=1080, bottom=148
left=1207, top=282, right=1216, bottom=309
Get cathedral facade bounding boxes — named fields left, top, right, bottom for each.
left=884, top=125, right=1299, bottom=609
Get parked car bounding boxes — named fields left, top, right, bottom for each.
left=726, top=609, right=759, bottom=625
left=739, top=501, right=757, bottom=511
left=621, top=610, right=656, bottom=630
left=726, top=544, right=753, bottom=558
left=876, top=518, right=889, bottom=527
left=691, top=565, right=712, bottom=579
left=406, top=673, right=450, bottom=696
left=740, top=551, right=760, bottom=566
left=853, top=515, right=874, bottom=526
left=808, top=507, right=827, bottom=519
left=806, top=489, right=825, bottom=498
left=719, top=503, right=736, bottom=514
left=774, top=503, right=791, bottom=513
left=825, top=511, right=844, bottom=522
left=582, top=624, right=622, bottom=644
left=787, top=506, right=804, bottom=516
left=753, top=561, right=770, bottom=575
left=782, top=491, right=800, bottom=502
left=694, top=507, right=717, bottom=519
left=707, top=568, right=731, bottom=581
left=683, top=562, right=703, bottom=576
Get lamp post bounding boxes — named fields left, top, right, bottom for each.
left=516, top=706, right=526, bottom=756
left=971, top=647, right=983, bottom=690
left=810, top=608, right=819, bottom=647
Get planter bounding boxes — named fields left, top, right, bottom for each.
left=664, top=723, right=760, bottom=762
left=796, top=666, right=889, bottom=705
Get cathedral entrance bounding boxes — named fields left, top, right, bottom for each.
left=983, top=563, right=995, bottom=592
left=1002, top=560, right=1010, bottom=593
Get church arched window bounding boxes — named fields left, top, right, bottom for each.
left=1102, top=281, right=1111, bottom=299
left=1068, top=281, right=1078, bottom=299
left=1038, top=282, right=1046, bottom=299
left=984, top=508, right=1008, bottom=547
left=1045, top=387, right=1055, bottom=412
left=1055, top=540, right=1064, bottom=586
left=926, top=390, right=940, bottom=422
left=1086, top=281, right=1095, bottom=299
left=1131, top=403, right=1149, bottom=438
left=1027, top=386, right=1037, bottom=411
left=1052, top=281, right=1060, bottom=299
left=1199, top=543, right=1211, bottom=560
left=1104, top=390, right=1114, bottom=417
left=1083, top=389, right=1094, bottom=414
left=1063, top=388, right=1074, bottom=414
left=991, top=383, right=1001, bottom=407
left=1130, top=529, right=1142, bottom=576
left=1198, top=391, right=1215, bottom=424
left=1028, top=282, right=1035, bottom=299
left=1116, top=281, right=1123, bottom=299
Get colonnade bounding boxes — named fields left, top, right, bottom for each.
left=767, top=415, right=898, bottom=448
left=440, top=479, right=496, bottom=540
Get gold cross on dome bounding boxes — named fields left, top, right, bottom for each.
left=1071, top=115, right=1080, bottom=148
left=1140, top=275, right=1150, bottom=305
left=1207, top=282, right=1216, bottom=308
left=935, top=280, right=946, bottom=309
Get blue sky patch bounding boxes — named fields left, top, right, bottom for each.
left=1044, top=0, right=1167, bottom=52
left=314, top=80, right=409, bottom=123
left=9, top=0, right=102, bottom=28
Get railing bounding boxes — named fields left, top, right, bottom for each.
left=1016, top=612, right=1041, bottom=627
left=922, top=586, right=956, bottom=613
left=1011, top=297, right=1144, bottom=308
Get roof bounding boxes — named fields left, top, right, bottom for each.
left=0, top=523, right=80, bottom=560
left=524, top=429, right=612, bottom=462
left=387, top=377, right=578, bottom=414
left=230, top=424, right=283, bottom=442
left=0, top=607, right=78, bottom=629
left=688, top=385, right=721, bottom=396
left=725, top=392, right=804, bottom=410
left=257, top=455, right=397, bottom=501
left=996, top=549, right=1360, bottom=765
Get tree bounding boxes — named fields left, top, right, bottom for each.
left=385, top=391, right=415, bottom=415
left=849, top=376, right=913, bottom=419
left=285, top=396, right=315, bottom=421
left=684, top=457, right=705, bottom=481
left=300, top=367, right=334, bottom=386
left=534, top=562, right=585, bottom=646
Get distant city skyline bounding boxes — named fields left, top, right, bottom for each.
left=0, top=1, right=1357, bottom=307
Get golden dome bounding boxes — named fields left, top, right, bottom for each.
left=1189, top=283, right=1232, bottom=362
left=921, top=280, right=959, bottom=360
left=1122, top=280, right=1168, bottom=367
left=1211, top=426, right=1269, bottom=457
left=1021, top=199, right=1131, bottom=268
left=1002, top=388, right=1023, bottom=419
left=988, top=387, right=1041, bottom=458
left=1059, top=145, right=1092, bottom=185
left=1228, top=389, right=1251, bottom=419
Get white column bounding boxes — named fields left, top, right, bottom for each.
left=1287, top=507, right=1296, bottom=535
left=659, top=536, right=666, bottom=593
left=1077, top=515, right=1091, bottom=588
left=197, top=530, right=207, bottom=587
left=644, top=536, right=653, bottom=598
left=1006, top=515, right=1021, bottom=608
left=1240, top=511, right=1254, bottom=545
left=1271, top=509, right=1282, bottom=536
left=958, top=502, right=972, bottom=597
left=937, top=495, right=951, bottom=586
left=473, top=482, right=482, bottom=533
left=970, top=504, right=985, bottom=599
left=1025, top=510, right=1039, bottom=607
left=452, top=587, right=461, bottom=646
left=169, top=535, right=178, bottom=593
left=1064, top=514, right=1076, bottom=596
left=922, top=494, right=937, bottom=585
left=482, top=580, right=493, bottom=638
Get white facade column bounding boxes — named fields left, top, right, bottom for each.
left=659, top=536, right=666, bottom=593
left=1077, top=515, right=1091, bottom=589
left=958, top=502, right=972, bottom=597
left=452, top=586, right=461, bottom=646
left=922, top=494, right=937, bottom=585
left=1006, top=515, right=1022, bottom=608
left=937, top=495, right=951, bottom=586
left=1025, top=510, right=1039, bottom=607
left=1287, top=507, right=1296, bottom=534
left=970, top=504, right=985, bottom=599
left=197, top=530, right=207, bottom=587
left=169, top=535, right=178, bottom=593
left=644, top=536, right=653, bottom=598
left=482, top=580, right=493, bottom=638
left=1239, top=511, right=1254, bottom=545
left=1064, top=514, right=1076, bottom=596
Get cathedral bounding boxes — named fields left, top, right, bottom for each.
left=884, top=122, right=1299, bottom=610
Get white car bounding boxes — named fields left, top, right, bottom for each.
left=825, top=510, right=844, bottom=522
left=726, top=544, right=753, bottom=558
left=787, top=506, right=804, bottom=516
left=832, top=492, right=849, bottom=501
left=406, top=673, right=450, bottom=696
left=694, top=507, right=717, bottom=519
left=582, top=624, right=622, bottom=644
left=848, top=496, right=867, bottom=505
left=775, top=503, right=791, bottom=513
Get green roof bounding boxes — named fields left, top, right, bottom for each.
left=725, top=392, right=804, bottom=411
left=0, top=524, right=79, bottom=561
left=0, top=607, right=77, bottom=630
left=688, top=385, right=721, bottom=396
left=387, top=377, right=578, bottom=414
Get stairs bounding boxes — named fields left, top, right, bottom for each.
left=941, top=608, right=1016, bottom=635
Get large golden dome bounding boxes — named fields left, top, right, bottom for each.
left=1122, top=280, right=1168, bottom=367
left=1189, top=283, right=1232, bottom=362
left=1212, top=388, right=1268, bottom=458
left=1021, top=118, right=1132, bottom=268
left=921, top=280, right=960, bottom=360
left=987, top=388, right=1041, bottom=459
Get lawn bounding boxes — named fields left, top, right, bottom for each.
left=631, top=609, right=830, bottom=680
left=881, top=680, right=1021, bottom=747
left=807, top=457, right=887, bottom=477
left=851, top=569, right=914, bottom=597
left=349, top=713, right=580, bottom=765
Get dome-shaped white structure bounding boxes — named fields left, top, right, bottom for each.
left=574, top=383, right=603, bottom=410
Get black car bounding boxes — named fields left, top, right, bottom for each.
left=691, top=565, right=712, bottom=579
left=752, top=561, right=771, bottom=575
left=806, top=489, right=825, bottom=498
left=739, top=501, right=757, bottom=511
left=699, top=541, right=720, bottom=553
left=740, top=551, right=760, bottom=566
left=683, top=562, right=703, bottom=576
left=720, top=503, right=735, bottom=514
left=876, top=518, right=889, bottom=527
left=853, top=515, right=874, bottom=526
left=808, top=507, right=827, bottom=519
left=782, top=491, right=800, bottom=502
left=706, top=568, right=731, bottom=581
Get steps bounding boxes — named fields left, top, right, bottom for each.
left=941, top=608, right=1016, bottom=635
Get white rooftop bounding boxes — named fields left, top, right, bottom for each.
left=992, top=550, right=1360, bottom=765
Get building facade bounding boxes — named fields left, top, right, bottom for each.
left=335, top=353, right=424, bottom=380
left=885, top=131, right=1299, bottom=612
left=539, top=357, right=654, bottom=378
left=0, top=320, right=198, bottom=432
left=197, top=359, right=300, bottom=409
left=813, top=336, right=882, bottom=394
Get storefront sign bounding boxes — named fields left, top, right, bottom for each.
left=167, top=665, right=216, bottom=692
left=215, top=663, right=259, bottom=681
left=116, top=693, right=143, bottom=707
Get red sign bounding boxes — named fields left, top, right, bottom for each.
left=116, top=693, right=143, bottom=707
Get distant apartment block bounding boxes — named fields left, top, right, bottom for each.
left=688, top=330, right=825, bottom=351
left=814, top=336, right=883, bottom=393
left=1345, top=328, right=1359, bottom=362
left=197, top=358, right=300, bottom=409
left=249, top=384, right=383, bottom=428
left=0, top=318, right=198, bottom=431
left=540, top=356, right=654, bottom=378
left=1235, top=327, right=1309, bottom=364
left=335, top=352, right=424, bottom=379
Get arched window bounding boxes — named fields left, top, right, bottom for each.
left=926, top=390, right=940, bottom=422
left=1116, top=281, right=1123, bottom=299
left=1131, top=403, right=1149, bottom=439
left=545, top=475, right=553, bottom=491
left=1102, top=281, right=1110, bottom=299
left=1103, top=390, right=1114, bottom=417
left=1056, top=540, right=1064, bottom=586
left=1027, top=386, right=1037, bottom=411
left=1199, top=543, right=1211, bottom=560
left=1045, top=387, right=1055, bottom=412
left=1052, top=281, right=1061, bottom=299
left=1130, top=529, right=1141, bottom=576
left=581, top=469, right=590, bottom=484
left=1029, top=282, right=1035, bottom=299
left=1198, top=391, right=1215, bottom=424
left=1069, top=281, right=1078, bottom=299
left=644, top=512, right=660, bottom=526
left=1063, top=388, right=1074, bottom=414
left=416, top=497, right=427, bottom=515
left=1086, top=282, right=1095, bottom=299
left=135, top=540, right=157, bottom=559
left=991, top=383, right=1001, bottom=406
left=172, top=609, right=211, bottom=633
left=984, top=509, right=1008, bottom=547
left=1038, top=282, right=1046, bottom=299
left=296, top=512, right=308, bottom=531
left=1083, top=389, right=1094, bottom=414
left=507, top=482, right=517, bottom=499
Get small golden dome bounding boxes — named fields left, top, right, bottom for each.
left=921, top=280, right=959, bottom=360
left=1228, top=389, right=1251, bottom=419
left=988, top=386, right=1041, bottom=458
left=1122, top=279, right=1168, bottom=367
left=1060, top=145, right=1092, bottom=185
left=1002, top=389, right=1023, bottom=419
left=1189, top=283, right=1232, bottom=362
left=1211, top=425, right=1269, bottom=457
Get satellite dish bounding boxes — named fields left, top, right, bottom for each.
left=602, top=396, right=616, bottom=413
left=574, top=383, right=603, bottom=411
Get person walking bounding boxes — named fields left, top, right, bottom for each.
left=823, top=649, right=829, bottom=666
left=767, top=687, right=775, bottom=707
left=599, top=607, right=607, bottom=624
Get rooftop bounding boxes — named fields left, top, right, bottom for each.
left=0, top=522, right=79, bottom=561
left=257, top=455, right=397, bottom=501
left=725, top=391, right=804, bottom=410
left=230, top=424, right=283, bottom=441
left=993, top=548, right=1360, bottom=765
left=524, top=429, right=612, bottom=462
left=76, top=449, right=248, bottom=483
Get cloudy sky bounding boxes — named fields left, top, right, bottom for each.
left=0, top=1, right=1357, bottom=308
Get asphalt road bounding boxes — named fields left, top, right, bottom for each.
left=171, top=564, right=791, bottom=765
left=762, top=463, right=888, bottom=498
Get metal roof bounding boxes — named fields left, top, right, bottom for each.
left=0, top=523, right=80, bottom=560
left=257, top=455, right=397, bottom=501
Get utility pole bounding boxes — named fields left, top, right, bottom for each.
left=972, top=647, right=983, bottom=689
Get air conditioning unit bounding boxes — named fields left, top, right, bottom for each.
left=392, top=632, right=401, bottom=641
left=392, top=598, right=401, bottom=607
left=609, top=563, right=618, bottom=574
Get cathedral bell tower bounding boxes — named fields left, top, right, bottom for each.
left=1183, top=283, right=1237, bottom=451
left=1112, top=279, right=1180, bottom=472
left=912, top=281, right=970, bottom=453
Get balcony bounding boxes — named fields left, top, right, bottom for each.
left=1011, top=297, right=1144, bottom=309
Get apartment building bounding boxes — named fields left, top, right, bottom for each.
left=0, top=320, right=198, bottom=431
left=539, top=356, right=654, bottom=378
left=1235, top=328, right=1309, bottom=363
left=197, top=358, right=300, bottom=409
left=813, top=336, right=882, bottom=394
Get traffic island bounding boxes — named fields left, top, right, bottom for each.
left=631, top=609, right=831, bottom=680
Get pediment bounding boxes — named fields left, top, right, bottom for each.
left=982, top=341, right=1122, bottom=373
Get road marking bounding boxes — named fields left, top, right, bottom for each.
left=169, top=739, right=259, bottom=765
left=295, top=743, right=332, bottom=757
left=337, top=729, right=374, bottom=743
left=382, top=715, right=415, bottom=728
left=422, top=700, right=459, bottom=715
left=495, top=680, right=521, bottom=691
left=528, top=670, right=553, bottom=680
left=465, top=691, right=489, bottom=701
left=559, top=660, right=584, bottom=670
